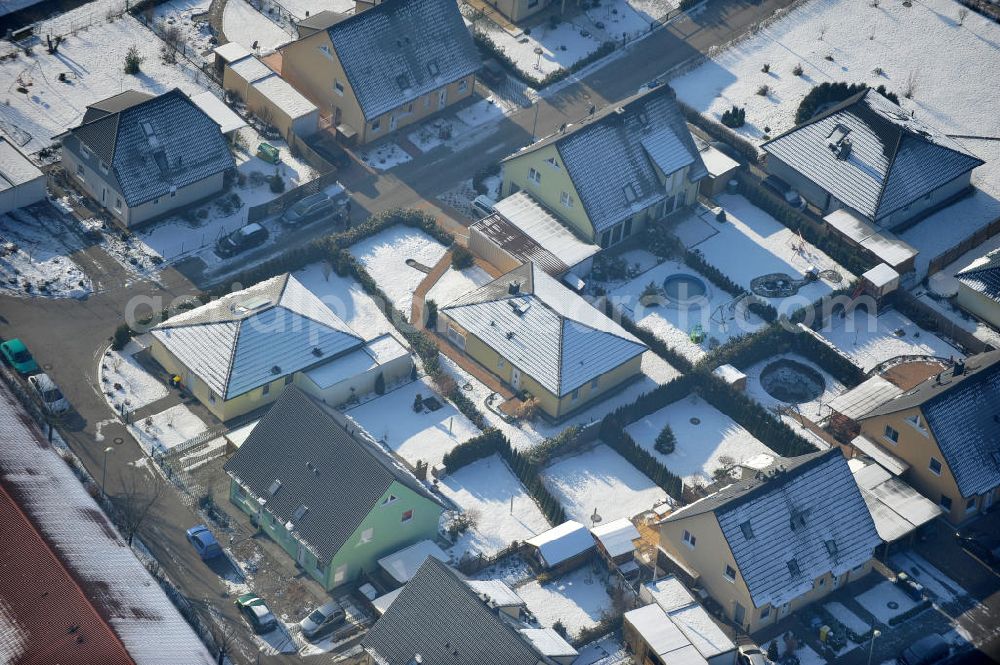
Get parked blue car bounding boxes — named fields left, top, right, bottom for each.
left=186, top=524, right=223, bottom=560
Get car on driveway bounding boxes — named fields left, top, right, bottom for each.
left=479, top=59, right=506, bottom=87
left=215, top=223, right=269, bottom=258
left=1, top=338, right=39, bottom=375
left=899, top=633, right=949, bottom=665
left=299, top=600, right=346, bottom=641
left=235, top=593, right=278, bottom=634
left=737, top=644, right=771, bottom=665
left=27, top=373, right=69, bottom=414
left=186, top=524, right=223, bottom=560
left=281, top=191, right=345, bottom=226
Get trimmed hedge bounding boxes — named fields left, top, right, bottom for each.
left=498, top=436, right=567, bottom=525
left=443, top=428, right=505, bottom=473
left=602, top=424, right=684, bottom=500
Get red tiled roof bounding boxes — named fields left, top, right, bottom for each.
left=0, top=482, right=135, bottom=665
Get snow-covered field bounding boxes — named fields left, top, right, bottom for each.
left=675, top=196, right=853, bottom=311
left=222, top=0, right=293, bottom=53
left=128, top=403, right=209, bottom=455
left=438, top=454, right=550, bottom=558
left=542, top=444, right=668, bottom=523
left=0, top=207, right=92, bottom=299
left=99, top=340, right=169, bottom=413
left=348, top=225, right=448, bottom=314
left=357, top=140, right=413, bottom=171
left=292, top=262, right=398, bottom=340
left=345, top=377, right=480, bottom=467
left=743, top=352, right=845, bottom=422
left=625, top=394, right=774, bottom=487
left=608, top=257, right=767, bottom=362
left=0, top=13, right=217, bottom=154
left=425, top=264, right=492, bottom=307
left=855, top=580, right=920, bottom=624
left=151, top=0, right=215, bottom=65
left=824, top=601, right=871, bottom=636
left=515, top=566, right=614, bottom=640
left=818, top=308, right=962, bottom=372
left=672, top=0, right=1000, bottom=272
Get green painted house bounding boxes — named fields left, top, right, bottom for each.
left=223, top=386, right=445, bottom=590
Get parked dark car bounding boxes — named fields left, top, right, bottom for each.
left=479, top=59, right=506, bottom=87
left=761, top=174, right=804, bottom=208
left=186, top=524, right=223, bottom=560
left=215, top=223, right=269, bottom=258
left=299, top=600, right=346, bottom=640
left=899, top=634, right=949, bottom=665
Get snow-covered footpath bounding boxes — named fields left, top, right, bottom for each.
left=0, top=381, right=215, bottom=664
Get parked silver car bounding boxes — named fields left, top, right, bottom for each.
left=28, top=373, right=70, bottom=414
left=281, top=187, right=347, bottom=226
left=299, top=600, right=345, bottom=641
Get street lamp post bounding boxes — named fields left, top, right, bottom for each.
left=866, top=628, right=881, bottom=665
left=101, top=446, right=114, bottom=498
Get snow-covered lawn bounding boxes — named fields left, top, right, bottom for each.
left=818, top=308, right=962, bottom=372
left=743, top=352, right=846, bottom=422
left=292, top=262, right=397, bottom=339
left=608, top=257, right=767, bottom=362
left=151, top=0, right=214, bottom=65
left=0, top=207, right=92, bottom=299
left=625, top=394, right=774, bottom=487
left=890, top=551, right=966, bottom=606
left=279, top=0, right=354, bottom=19
left=99, top=340, right=169, bottom=413
left=469, top=0, right=658, bottom=85
left=573, top=634, right=630, bottom=665
left=357, top=140, right=413, bottom=171
left=348, top=225, right=448, bottom=314
left=222, top=0, right=293, bottom=53
left=674, top=196, right=853, bottom=311
left=128, top=403, right=209, bottom=455
left=515, top=566, right=615, bottom=640
left=438, top=454, right=550, bottom=558
left=855, top=580, right=920, bottom=624
left=542, top=444, right=668, bottom=523
left=470, top=553, right=535, bottom=588
left=824, top=601, right=871, bottom=636
left=426, top=264, right=492, bottom=307
left=0, top=13, right=217, bottom=155
left=344, top=377, right=480, bottom=467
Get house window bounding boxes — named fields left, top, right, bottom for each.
left=612, top=224, right=623, bottom=245
left=929, top=457, right=943, bottom=476
left=825, top=539, right=838, bottom=557
left=940, top=495, right=953, bottom=511
left=333, top=565, right=347, bottom=584
left=99, top=161, right=109, bottom=174
left=528, top=167, right=541, bottom=185
left=682, top=530, right=696, bottom=548
left=371, top=118, right=381, bottom=132
left=740, top=521, right=754, bottom=540
left=907, top=413, right=928, bottom=435
left=262, top=383, right=270, bottom=396
left=170, top=189, right=176, bottom=198
left=80, top=145, right=91, bottom=159
left=458, top=79, right=468, bottom=93
left=818, top=577, right=825, bottom=587
left=382, top=494, right=397, bottom=505
left=114, top=197, right=123, bottom=212
left=571, top=388, right=580, bottom=401
left=153, top=197, right=159, bottom=205
left=401, top=509, right=413, bottom=523
left=624, top=218, right=633, bottom=237
left=75, top=164, right=85, bottom=181
left=498, top=357, right=506, bottom=369
left=268, top=479, right=282, bottom=495
left=560, top=191, right=574, bottom=208
left=590, top=377, right=599, bottom=390
left=334, top=79, right=344, bottom=95
left=545, top=157, right=560, bottom=170
left=966, top=497, right=977, bottom=514
left=760, top=606, right=770, bottom=619
left=883, top=424, right=899, bottom=444
left=724, top=565, right=736, bottom=582
left=600, top=230, right=611, bottom=248
left=787, top=559, right=801, bottom=577
left=208, top=391, right=217, bottom=404
left=359, top=528, right=374, bottom=544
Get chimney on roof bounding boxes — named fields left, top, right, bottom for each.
left=508, top=280, right=520, bottom=295
left=954, top=359, right=966, bottom=376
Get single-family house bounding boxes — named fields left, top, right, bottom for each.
left=855, top=351, right=1000, bottom=524
left=762, top=88, right=984, bottom=230
left=150, top=273, right=411, bottom=421
left=657, top=448, right=881, bottom=634
left=954, top=249, right=1000, bottom=329
left=361, top=557, right=576, bottom=664
left=500, top=85, right=707, bottom=249
left=0, top=137, right=46, bottom=214
left=224, top=386, right=445, bottom=590
left=60, top=89, right=235, bottom=227
left=438, top=262, right=647, bottom=419
left=524, top=520, right=596, bottom=571
left=280, top=0, right=480, bottom=145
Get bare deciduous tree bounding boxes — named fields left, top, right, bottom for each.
left=904, top=69, right=920, bottom=99
left=112, top=470, right=163, bottom=546
left=957, top=7, right=969, bottom=24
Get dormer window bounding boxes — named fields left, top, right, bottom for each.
left=427, top=60, right=439, bottom=77
left=787, top=558, right=801, bottom=577
left=623, top=183, right=638, bottom=203
left=268, top=479, right=282, bottom=496
left=396, top=73, right=410, bottom=91
left=789, top=509, right=807, bottom=531
left=740, top=521, right=754, bottom=540
left=825, top=539, right=838, bottom=557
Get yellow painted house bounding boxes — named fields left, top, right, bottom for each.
left=279, top=0, right=480, bottom=144
left=954, top=250, right=1000, bottom=330
left=855, top=351, right=1000, bottom=524
left=500, top=85, right=707, bottom=249
left=438, top=262, right=647, bottom=419
left=658, top=449, right=880, bottom=634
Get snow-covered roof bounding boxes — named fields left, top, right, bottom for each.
left=828, top=376, right=903, bottom=421
left=371, top=586, right=403, bottom=615
left=153, top=273, right=364, bottom=400
left=764, top=89, right=984, bottom=225
left=624, top=605, right=706, bottom=663
left=251, top=73, right=318, bottom=120
left=441, top=263, right=646, bottom=397
left=304, top=333, right=408, bottom=389
left=0, top=137, right=43, bottom=190
left=493, top=192, right=600, bottom=270
left=377, top=539, right=449, bottom=585
left=188, top=90, right=247, bottom=134
left=712, top=363, right=746, bottom=385
left=851, top=435, right=910, bottom=477
left=468, top=580, right=525, bottom=609
left=227, top=54, right=274, bottom=82
left=956, top=249, right=1000, bottom=304
left=696, top=137, right=740, bottom=178
left=823, top=208, right=918, bottom=269
left=642, top=576, right=696, bottom=613
left=325, top=0, right=480, bottom=120
left=665, top=449, right=880, bottom=609
left=853, top=461, right=942, bottom=542
left=667, top=604, right=735, bottom=659
left=0, top=383, right=214, bottom=664
left=213, top=41, right=252, bottom=63
left=525, top=520, right=595, bottom=567
left=591, top=517, right=640, bottom=558
left=863, top=263, right=900, bottom=289
left=505, top=86, right=707, bottom=234
left=518, top=628, right=578, bottom=659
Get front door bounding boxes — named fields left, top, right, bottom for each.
left=511, top=366, right=521, bottom=390
left=438, top=88, right=447, bottom=110
left=733, top=602, right=746, bottom=626
left=390, top=113, right=397, bottom=131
